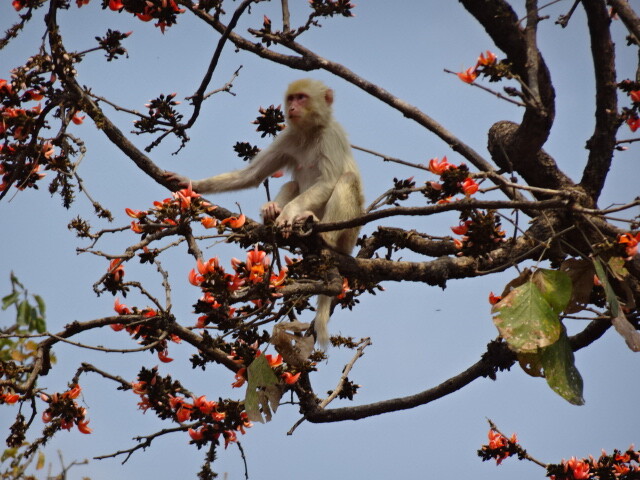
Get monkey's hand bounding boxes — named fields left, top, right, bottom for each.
left=261, top=201, right=282, bottom=223
left=163, top=171, right=194, bottom=190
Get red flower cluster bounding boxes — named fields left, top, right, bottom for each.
left=425, top=156, right=479, bottom=204
left=230, top=349, right=300, bottom=388
left=618, top=232, right=640, bottom=259
left=112, top=298, right=180, bottom=362
left=548, top=448, right=640, bottom=480
left=40, top=384, right=92, bottom=434
left=457, top=50, right=498, bottom=83
left=189, top=246, right=288, bottom=329
left=107, top=0, right=185, bottom=33
left=125, top=188, right=220, bottom=234
left=0, top=389, right=20, bottom=405
left=478, top=428, right=519, bottom=465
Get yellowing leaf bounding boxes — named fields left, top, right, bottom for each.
left=36, top=451, right=45, bottom=470
left=271, top=321, right=314, bottom=368
left=560, top=259, right=595, bottom=314
left=593, top=257, right=640, bottom=351
left=10, top=350, right=27, bottom=362
left=244, top=354, right=282, bottom=423
left=492, top=280, right=562, bottom=353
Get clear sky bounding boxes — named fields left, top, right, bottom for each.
left=1, top=1, right=639, bottom=479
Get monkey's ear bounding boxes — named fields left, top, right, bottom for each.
left=324, top=88, right=334, bottom=106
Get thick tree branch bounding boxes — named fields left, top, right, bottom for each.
left=608, top=0, right=640, bottom=44
left=579, top=0, right=619, bottom=202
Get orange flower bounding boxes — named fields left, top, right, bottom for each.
left=488, top=292, right=502, bottom=305
left=565, top=457, right=590, bottom=480
left=201, top=216, right=217, bottom=228
left=173, top=183, right=201, bottom=211
left=64, top=384, right=82, bottom=399
left=488, top=429, right=507, bottom=449
left=188, top=269, right=203, bottom=286
left=450, top=221, right=471, bottom=236
left=270, top=268, right=288, bottom=288
left=1, top=392, right=20, bottom=404
left=175, top=403, right=193, bottom=422
left=477, top=50, right=497, bottom=66
left=461, top=177, right=479, bottom=196
left=630, top=90, right=640, bottom=103
left=125, top=207, right=146, bottom=219
left=613, top=464, right=630, bottom=476
left=71, top=112, right=85, bottom=125
left=77, top=418, right=92, bottom=434
left=108, top=259, right=125, bottom=282
left=626, top=116, right=640, bottom=132
left=0, top=79, right=12, bottom=95
left=281, top=372, right=301, bottom=384
left=23, top=89, right=44, bottom=101
left=136, top=11, right=153, bottom=21
left=618, top=232, right=640, bottom=257
left=428, top=156, right=454, bottom=175
left=231, top=368, right=247, bottom=388
left=158, top=349, right=173, bottom=363
left=266, top=353, right=283, bottom=367
left=223, top=430, right=237, bottom=448
left=188, top=427, right=205, bottom=441
left=457, top=67, right=477, bottom=84
left=336, top=277, right=350, bottom=300
left=193, top=395, right=218, bottom=415
left=108, top=0, right=123, bottom=9
left=221, top=214, right=246, bottom=229
left=197, top=257, right=221, bottom=275
left=131, top=381, right=147, bottom=395
left=246, top=245, right=269, bottom=269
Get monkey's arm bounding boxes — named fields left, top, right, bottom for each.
left=164, top=134, right=292, bottom=193
left=194, top=148, right=290, bottom=193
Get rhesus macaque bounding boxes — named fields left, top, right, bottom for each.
left=165, top=79, right=364, bottom=347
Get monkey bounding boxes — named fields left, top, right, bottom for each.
left=164, top=79, right=364, bottom=347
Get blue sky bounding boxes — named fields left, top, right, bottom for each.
left=1, top=1, right=639, bottom=479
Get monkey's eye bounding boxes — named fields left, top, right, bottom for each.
left=287, top=93, right=308, bottom=103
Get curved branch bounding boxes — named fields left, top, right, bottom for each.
left=608, top=0, right=640, bottom=45
left=305, top=318, right=610, bottom=423
left=579, top=0, right=619, bottom=202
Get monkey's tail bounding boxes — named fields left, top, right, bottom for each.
left=314, top=295, right=332, bottom=348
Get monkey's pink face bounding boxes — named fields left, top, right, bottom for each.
left=286, top=92, right=310, bottom=124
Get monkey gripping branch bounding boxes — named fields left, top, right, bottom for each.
left=1, top=0, right=640, bottom=478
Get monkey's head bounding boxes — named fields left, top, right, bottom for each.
left=284, top=78, right=334, bottom=131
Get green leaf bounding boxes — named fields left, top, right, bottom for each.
left=492, top=280, right=562, bottom=353
left=9, top=271, right=24, bottom=290
left=540, top=328, right=584, bottom=405
left=244, top=355, right=282, bottom=424
left=531, top=269, right=572, bottom=315
left=593, top=257, right=619, bottom=317
left=34, top=316, right=46, bottom=334
left=593, top=258, right=640, bottom=351
left=17, top=300, right=30, bottom=327
left=33, top=294, right=46, bottom=319
left=1, top=292, right=19, bottom=310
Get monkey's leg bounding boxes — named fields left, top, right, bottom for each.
left=320, top=172, right=364, bottom=255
